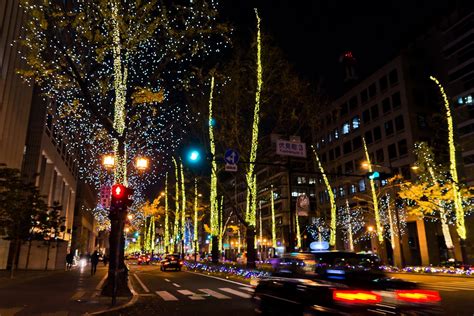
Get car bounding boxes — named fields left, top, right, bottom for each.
left=137, top=254, right=151, bottom=265
left=160, top=254, right=183, bottom=271
left=253, top=251, right=443, bottom=315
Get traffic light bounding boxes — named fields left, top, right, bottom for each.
left=111, top=184, right=134, bottom=212
left=366, top=171, right=392, bottom=180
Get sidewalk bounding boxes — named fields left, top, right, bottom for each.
left=0, top=265, right=134, bottom=316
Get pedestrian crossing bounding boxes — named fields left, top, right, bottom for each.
left=420, top=280, right=474, bottom=292
left=150, top=287, right=253, bottom=301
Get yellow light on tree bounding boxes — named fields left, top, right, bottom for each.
left=295, top=212, right=301, bottom=249
left=180, top=159, right=186, bottom=243
left=245, top=8, right=263, bottom=227
left=311, top=146, right=336, bottom=246
left=164, top=173, right=169, bottom=251
left=429, top=76, right=466, bottom=240
left=362, top=137, right=383, bottom=243
left=208, top=76, right=219, bottom=237
left=271, top=185, right=277, bottom=248
left=172, top=157, right=180, bottom=243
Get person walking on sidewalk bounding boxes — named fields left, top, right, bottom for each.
left=66, top=252, right=74, bottom=271
left=90, top=251, right=99, bottom=275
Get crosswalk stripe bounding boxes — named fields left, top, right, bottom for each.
left=239, top=286, right=254, bottom=293
left=156, top=291, right=178, bottom=301
left=219, top=287, right=252, bottom=298
left=177, top=289, right=206, bottom=300
left=198, top=288, right=231, bottom=299
left=71, top=290, right=86, bottom=300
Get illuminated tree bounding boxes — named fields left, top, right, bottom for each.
left=337, top=200, right=365, bottom=251
left=164, top=173, right=170, bottom=251
left=19, top=0, right=230, bottom=215
left=172, top=157, right=180, bottom=244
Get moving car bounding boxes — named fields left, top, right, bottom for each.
left=160, top=254, right=183, bottom=271
left=137, top=254, right=151, bottom=265
left=254, top=251, right=443, bottom=315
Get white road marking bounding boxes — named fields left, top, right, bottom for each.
left=185, top=271, right=253, bottom=288
left=219, top=287, right=252, bottom=298
left=198, top=288, right=231, bottom=299
left=133, top=274, right=150, bottom=293
left=239, top=286, right=254, bottom=293
left=177, top=289, right=206, bottom=300
left=172, top=283, right=181, bottom=288
left=156, top=291, right=178, bottom=301
left=164, top=279, right=171, bottom=282
left=96, top=273, right=108, bottom=290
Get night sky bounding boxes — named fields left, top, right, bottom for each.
left=222, top=0, right=454, bottom=92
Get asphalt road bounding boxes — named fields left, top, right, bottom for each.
left=388, top=272, right=474, bottom=315
left=117, top=263, right=258, bottom=316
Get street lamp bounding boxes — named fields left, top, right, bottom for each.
left=135, top=157, right=149, bottom=171
left=103, top=155, right=115, bottom=169
left=127, top=214, right=133, bottom=221
left=367, top=226, right=374, bottom=232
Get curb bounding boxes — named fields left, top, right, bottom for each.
left=83, top=276, right=139, bottom=315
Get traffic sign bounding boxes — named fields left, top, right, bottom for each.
left=225, top=163, right=238, bottom=172
left=224, top=149, right=239, bottom=165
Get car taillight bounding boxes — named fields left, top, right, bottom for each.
left=333, top=290, right=381, bottom=304
left=395, top=290, right=441, bottom=303
left=179, top=260, right=183, bottom=264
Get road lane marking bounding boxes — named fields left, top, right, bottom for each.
left=198, top=288, right=231, bottom=299
left=156, top=291, right=178, bottom=301
left=164, top=279, right=171, bottom=282
left=172, top=283, right=181, bottom=288
left=71, top=290, right=86, bottom=300
left=133, top=274, right=150, bottom=293
left=186, top=271, right=253, bottom=288
left=423, top=285, right=473, bottom=291
left=219, top=288, right=252, bottom=298
left=239, top=286, right=254, bottom=293
left=177, top=289, right=206, bottom=300
left=95, top=273, right=108, bottom=290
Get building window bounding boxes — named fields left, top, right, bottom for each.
left=398, top=139, right=408, bottom=156
left=352, top=136, right=362, bottom=150
left=417, top=114, right=427, bottom=128
left=362, top=109, right=371, bottom=124
left=352, top=116, right=360, bottom=129
left=379, top=75, right=388, bottom=91
left=316, top=142, right=320, bottom=149
left=321, top=153, right=327, bottom=162
left=358, top=179, right=366, bottom=192
left=394, top=115, right=405, bottom=131
left=328, top=133, right=333, bottom=143
left=382, top=97, right=391, bottom=113
left=363, top=132, right=373, bottom=146
left=349, top=184, right=357, bottom=194
left=349, top=96, right=358, bottom=111
left=376, top=148, right=384, bottom=163
left=329, top=149, right=335, bottom=161
left=335, top=146, right=341, bottom=158
left=388, top=143, right=397, bottom=160
left=361, top=89, right=368, bottom=103
left=392, top=91, right=401, bottom=108
left=389, top=69, right=399, bottom=85
left=460, top=123, right=474, bottom=136
left=384, top=120, right=394, bottom=136
left=463, top=154, right=474, bottom=165
left=333, top=128, right=339, bottom=139
left=373, top=126, right=382, bottom=141
left=340, top=103, right=348, bottom=116
left=370, top=104, right=379, bottom=120
left=339, top=186, right=346, bottom=197
left=342, top=122, right=350, bottom=134
left=343, top=141, right=352, bottom=155
left=297, top=176, right=307, bottom=184
left=368, top=83, right=376, bottom=98
left=337, top=165, right=342, bottom=174
left=309, top=178, right=316, bottom=184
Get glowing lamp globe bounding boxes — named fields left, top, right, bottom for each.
left=102, top=155, right=115, bottom=169
left=189, top=150, right=200, bottom=162
left=136, top=157, right=149, bottom=171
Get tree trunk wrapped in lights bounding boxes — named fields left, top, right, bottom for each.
left=362, top=137, right=384, bottom=243
left=172, top=157, right=180, bottom=245
left=179, top=159, right=186, bottom=247
left=311, top=146, right=336, bottom=247
left=193, top=178, right=199, bottom=251
left=429, top=76, right=466, bottom=241
left=164, top=173, right=170, bottom=252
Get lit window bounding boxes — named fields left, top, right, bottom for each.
left=309, top=178, right=316, bottom=185
left=342, top=122, right=350, bottom=135
left=352, top=116, right=360, bottom=129
left=316, top=142, right=320, bottom=149
left=358, top=179, right=366, bottom=192
left=349, top=184, right=357, bottom=194
left=297, top=177, right=307, bottom=184
left=339, top=187, right=345, bottom=197
left=328, top=133, right=332, bottom=143
left=334, top=128, right=339, bottom=139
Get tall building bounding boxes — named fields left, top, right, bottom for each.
left=0, top=1, right=34, bottom=168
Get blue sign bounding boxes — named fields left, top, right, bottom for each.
left=224, top=149, right=239, bottom=165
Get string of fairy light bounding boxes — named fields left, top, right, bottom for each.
left=18, top=0, right=230, bottom=228
left=208, top=76, right=219, bottom=237
left=172, top=157, right=180, bottom=242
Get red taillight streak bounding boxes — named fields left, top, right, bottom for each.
left=395, top=290, right=441, bottom=303
left=333, top=290, right=381, bottom=304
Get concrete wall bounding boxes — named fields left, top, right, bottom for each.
left=0, top=238, right=10, bottom=269
left=17, top=240, right=68, bottom=270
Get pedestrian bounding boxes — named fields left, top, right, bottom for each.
left=90, top=250, right=99, bottom=275
left=66, top=252, right=74, bottom=271
left=103, top=254, right=108, bottom=266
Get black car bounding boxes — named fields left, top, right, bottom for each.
left=160, top=254, right=183, bottom=271
left=254, top=251, right=443, bottom=315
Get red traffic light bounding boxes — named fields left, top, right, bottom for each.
left=112, top=184, right=126, bottom=199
